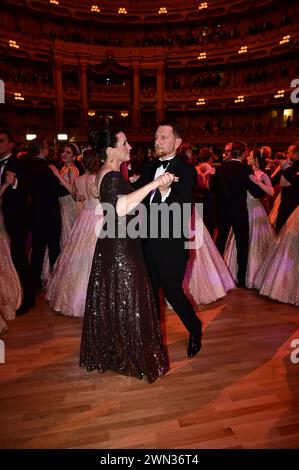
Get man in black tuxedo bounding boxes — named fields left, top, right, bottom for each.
left=212, top=141, right=263, bottom=287
left=0, top=129, right=34, bottom=315
left=135, top=121, right=202, bottom=358
left=27, top=138, right=69, bottom=294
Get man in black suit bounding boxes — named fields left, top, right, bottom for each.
left=275, top=143, right=299, bottom=232
left=0, top=129, right=34, bottom=315
left=135, top=121, right=202, bottom=358
left=212, top=141, right=263, bottom=287
left=27, top=138, right=69, bottom=294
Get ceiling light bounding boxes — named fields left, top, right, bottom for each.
left=198, top=3, right=208, bottom=10
left=238, top=46, right=248, bottom=54
left=57, top=133, right=68, bottom=141
left=9, top=40, right=19, bottom=49
left=279, top=35, right=290, bottom=45
left=26, top=134, right=37, bottom=141
left=274, top=90, right=285, bottom=98
left=91, top=5, right=100, bottom=13
left=158, top=7, right=167, bottom=14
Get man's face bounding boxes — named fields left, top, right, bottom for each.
left=42, top=141, right=49, bottom=158
left=154, top=125, right=182, bottom=160
left=0, top=133, right=14, bottom=158
left=223, top=144, right=232, bottom=160
left=287, top=145, right=299, bottom=161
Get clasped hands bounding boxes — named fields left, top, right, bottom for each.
left=5, top=170, right=16, bottom=186
left=155, top=172, right=179, bottom=195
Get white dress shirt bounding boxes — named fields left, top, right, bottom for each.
left=150, top=156, right=175, bottom=203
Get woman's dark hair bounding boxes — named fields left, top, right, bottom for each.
left=82, top=147, right=100, bottom=174
left=88, top=127, right=122, bottom=162
left=64, top=142, right=80, bottom=158
left=252, top=147, right=266, bottom=170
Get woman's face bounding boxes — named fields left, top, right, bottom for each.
left=114, top=132, right=131, bottom=163
left=62, top=146, right=74, bottom=164
left=247, top=151, right=255, bottom=166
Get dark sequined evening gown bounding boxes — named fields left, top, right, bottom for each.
left=80, top=171, right=169, bottom=383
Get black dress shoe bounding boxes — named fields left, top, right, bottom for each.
left=187, top=333, right=202, bottom=358
left=16, top=300, right=35, bottom=316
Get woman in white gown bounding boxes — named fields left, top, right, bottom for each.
left=42, top=144, right=83, bottom=287
left=254, top=206, right=299, bottom=306
left=46, top=149, right=102, bottom=317
left=224, top=148, right=275, bottom=288
left=0, top=177, right=22, bottom=333
left=51, top=143, right=82, bottom=247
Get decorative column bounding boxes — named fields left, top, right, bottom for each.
left=156, top=61, right=165, bottom=124
left=54, top=56, right=64, bottom=130
left=132, top=61, right=141, bottom=128
left=79, top=58, right=89, bottom=127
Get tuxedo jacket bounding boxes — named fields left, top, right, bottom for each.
left=212, top=160, right=263, bottom=220
left=27, top=157, right=68, bottom=223
left=1, top=154, right=30, bottom=232
left=135, top=156, right=197, bottom=260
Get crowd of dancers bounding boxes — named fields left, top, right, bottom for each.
left=0, top=125, right=298, bottom=382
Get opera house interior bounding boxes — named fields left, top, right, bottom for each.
left=0, top=0, right=299, bottom=454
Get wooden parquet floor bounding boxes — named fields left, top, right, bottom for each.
left=0, top=289, right=299, bottom=449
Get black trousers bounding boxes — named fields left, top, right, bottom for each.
left=4, top=215, right=34, bottom=305
left=31, top=212, right=61, bottom=293
left=144, top=242, right=201, bottom=336
left=216, top=209, right=249, bottom=286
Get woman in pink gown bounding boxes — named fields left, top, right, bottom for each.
left=46, top=149, right=102, bottom=317
left=0, top=177, right=22, bottom=334
left=183, top=209, right=235, bottom=304
left=224, top=148, right=276, bottom=288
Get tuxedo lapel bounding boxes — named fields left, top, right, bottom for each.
left=163, top=155, right=180, bottom=174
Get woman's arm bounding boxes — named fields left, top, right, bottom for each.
left=116, top=172, right=175, bottom=217
left=249, top=174, right=274, bottom=197
left=48, top=164, right=72, bottom=193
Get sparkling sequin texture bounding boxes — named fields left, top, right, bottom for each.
left=0, top=212, right=22, bottom=332
left=80, top=171, right=169, bottom=383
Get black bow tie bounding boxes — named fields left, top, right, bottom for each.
left=156, top=159, right=172, bottom=169
left=0, top=158, right=9, bottom=167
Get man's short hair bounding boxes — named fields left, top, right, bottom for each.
left=158, top=120, right=184, bottom=140
left=0, top=128, right=15, bottom=144
left=27, top=138, right=46, bottom=158
left=291, top=142, right=299, bottom=155
left=231, top=141, right=247, bottom=159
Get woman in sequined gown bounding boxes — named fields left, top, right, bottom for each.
left=80, top=128, right=171, bottom=383
left=224, top=149, right=275, bottom=288
left=46, top=149, right=103, bottom=317
left=254, top=206, right=299, bottom=306
left=0, top=180, right=22, bottom=334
